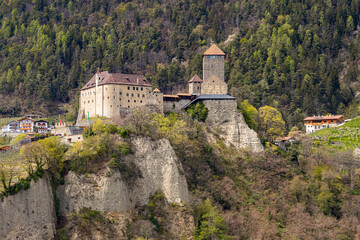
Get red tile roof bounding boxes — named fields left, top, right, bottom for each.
left=153, top=88, right=161, bottom=93
left=81, top=71, right=152, bottom=90
left=304, top=115, right=344, bottom=121
left=189, top=75, right=203, bottom=83
left=203, top=44, right=225, bottom=56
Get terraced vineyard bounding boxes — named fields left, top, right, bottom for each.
left=312, top=117, right=360, bottom=150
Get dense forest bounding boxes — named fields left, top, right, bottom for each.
left=1, top=0, right=360, bottom=130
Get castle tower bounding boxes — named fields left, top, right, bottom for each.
left=202, top=44, right=227, bottom=94
left=188, top=75, right=203, bottom=95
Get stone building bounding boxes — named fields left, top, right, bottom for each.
left=201, top=44, right=228, bottom=94
left=78, top=70, right=161, bottom=121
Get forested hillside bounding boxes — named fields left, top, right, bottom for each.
left=1, top=0, right=360, bottom=129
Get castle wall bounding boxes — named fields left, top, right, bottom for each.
left=79, top=84, right=154, bottom=119
left=163, top=99, right=191, bottom=113
left=203, top=55, right=224, bottom=83
left=201, top=75, right=228, bottom=94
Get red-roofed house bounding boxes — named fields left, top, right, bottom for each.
left=304, top=115, right=344, bottom=133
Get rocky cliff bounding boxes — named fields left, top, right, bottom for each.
left=204, top=99, right=264, bottom=153
left=57, top=137, right=189, bottom=215
left=0, top=177, right=56, bottom=240
left=0, top=137, right=192, bottom=239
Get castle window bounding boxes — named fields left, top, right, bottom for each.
left=211, top=65, right=213, bottom=68
left=114, top=96, right=116, bottom=99
left=108, top=96, right=109, bottom=99
left=218, top=56, right=221, bottom=58
left=142, top=94, right=145, bottom=97
left=207, top=56, right=210, bottom=59
left=128, top=106, right=130, bottom=108
left=213, top=56, right=215, bottom=58
left=120, top=92, right=122, bottom=95
left=136, top=87, right=138, bottom=90
left=197, top=87, right=200, bottom=90
left=134, top=100, right=136, bottom=102
left=133, top=87, right=135, bottom=90
left=128, top=86, right=130, bottom=90
left=128, top=100, right=130, bottom=102
left=138, top=94, right=140, bottom=97
left=131, top=93, right=134, bottom=97
left=126, top=93, right=129, bottom=96
left=141, top=87, right=143, bottom=91
left=140, top=100, right=142, bottom=103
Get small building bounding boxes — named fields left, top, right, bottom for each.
left=34, top=120, right=50, bottom=134
left=304, top=115, right=344, bottom=133
left=274, top=136, right=296, bottom=150
left=19, top=118, right=35, bottom=133
left=1, top=120, right=19, bottom=133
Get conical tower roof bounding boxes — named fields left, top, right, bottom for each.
left=189, top=75, right=203, bottom=83
left=203, top=44, right=225, bottom=56
left=153, top=88, right=161, bottom=93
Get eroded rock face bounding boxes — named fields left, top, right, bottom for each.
left=57, top=137, right=189, bottom=215
left=204, top=99, right=264, bottom=153
left=0, top=177, right=56, bottom=240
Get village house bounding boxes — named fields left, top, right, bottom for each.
left=19, top=118, right=35, bottom=133
left=304, top=115, right=344, bottom=133
left=34, top=120, right=50, bottom=134
left=1, top=120, right=19, bottom=133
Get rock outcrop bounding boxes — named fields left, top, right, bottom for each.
left=0, top=177, right=56, bottom=240
left=204, top=99, right=264, bottom=153
left=57, top=137, right=189, bottom=215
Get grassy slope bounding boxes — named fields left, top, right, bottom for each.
left=311, top=117, right=360, bottom=150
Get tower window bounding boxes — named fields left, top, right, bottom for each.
left=128, top=100, right=130, bottom=102
left=126, top=93, right=129, bottom=96
left=138, top=94, right=140, bottom=97
left=110, top=105, right=112, bottom=107
left=136, top=87, right=138, bottom=90
left=120, top=92, right=122, bottom=95
left=131, top=93, right=134, bottom=97
left=140, top=100, right=142, bottom=103
left=134, top=100, right=136, bottom=102
left=128, top=86, right=130, bottom=90
left=133, top=87, right=135, bottom=90
left=207, top=56, right=210, bottom=59
left=213, top=56, right=215, bottom=58
left=142, top=94, right=145, bottom=97
left=114, top=96, right=116, bottom=99
left=211, top=65, right=213, bottom=68
left=218, top=56, right=221, bottom=58
left=141, top=87, right=143, bottom=91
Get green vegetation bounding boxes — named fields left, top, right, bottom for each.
left=312, top=117, right=360, bottom=150
left=186, top=101, right=209, bottom=122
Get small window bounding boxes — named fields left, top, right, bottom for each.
left=108, top=96, right=109, bottom=99
left=136, top=87, right=138, bottom=90
left=120, top=92, right=122, bottom=95
left=207, top=56, right=210, bottom=59
left=141, top=87, right=143, bottom=91
left=138, top=94, right=140, bottom=97
left=110, top=105, right=112, bottom=107
left=114, top=88, right=115, bottom=91
left=128, top=86, right=130, bottom=90
left=88, top=100, right=90, bottom=103
left=128, top=100, right=130, bottom=102
left=92, top=100, right=94, bottom=103
left=142, top=94, right=145, bottom=97
left=140, top=100, right=142, bottom=103
left=133, top=87, right=135, bottom=90
left=134, top=100, right=136, bottom=102
left=131, top=93, right=134, bottom=97
left=114, top=96, right=116, bottom=99
left=218, top=56, right=221, bottom=58
left=211, top=65, right=213, bottom=68
left=213, top=56, right=215, bottom=58
left=126, top=93, right=129, bottom=96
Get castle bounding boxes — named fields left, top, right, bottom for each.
left=78, top=44, right=232, bottom=120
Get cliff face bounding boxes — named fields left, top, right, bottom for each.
left=0, top=177, right=56, bottom=240
left=57, top=137, right=189, bottom=215
left=204, top=99, right=264, bottom=153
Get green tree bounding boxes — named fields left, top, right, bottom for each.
left=195, top=199, right=232, bottom=240
left=239, top=100, right=258, bottom=130
left=258, top=106, right=285, bottom=141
